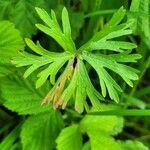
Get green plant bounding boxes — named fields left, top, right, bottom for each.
left=12, top=7, right=141, bottom=113
left=0, top=1, right=149, bottom=149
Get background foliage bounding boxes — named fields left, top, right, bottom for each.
left=0, top=0, right=150, bottom=150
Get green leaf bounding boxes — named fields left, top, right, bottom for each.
left=35, top=7, right=76, bottom=53
left=77, top=7, right=140, bottom=104
left=89, top=41, right=136, bottom=52
left=62, top=7, right=71, bottom=37
left=128, top=0, right=150, bottom=48
left=79, top=7, right=133, bottom=52
left=36, top=57, right=67, bottom=88
left=0, top=64, right=15, bottom=77
left=0, top=73, right=51, bottom=115
left=9, top=0, right=48, bottom=37
left=119, top=140, right=149, bottom=150
left=0, top=21, right=24, bottom=64
left=82, top=142, right=91, bottom=150
left=0, top=0, right=13, bottom=19
left=88, top=131, right=121, bottom=150
left=129, top=0, right=150, bottom=36
left=82, top=52, right=139, bottom=102
left=12, top=49, right=72, bottom=87
left=106, top=6, right=126, bottom=26
left=0, top=124, right=21, bottom=150
left=12, top=6, right=141, bottom=111
left=56, top=125, right=83, bottom=150
left=74, top=59, right=103, bottom=112
left=21, top=111, right=64, bottom=150
left=25, top=38, right=45, bottom=55
left=80, top=105, right=124, bottom=135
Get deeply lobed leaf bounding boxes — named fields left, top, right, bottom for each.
left=12, top=6, right=141, bottom=112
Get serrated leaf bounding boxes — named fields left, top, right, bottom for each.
left=119, top=140, right=149, bottom=150
left=0, top=21, right=24, bottom=64
left=88, top=131, right=121, bottom=150
left=0, top=64, right=15, bottom=77
left=56, top=125, right=83, bottom=150
left=80, top=104, right=124, bottom=135
left=9, top=0, right=48, bottom=37
left=128, top=0, right=150, bottom=48
left=21, top=111, right=64, bottom=150
left=0, top=73, right=51, bottom=115
left=0, top=0, right=13, bottom=19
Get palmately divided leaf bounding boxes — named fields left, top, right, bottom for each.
left=77, top=7, right=141, bottom=103
left=56, top=125, right=83, bottom=150
left=12, top=6, right=141, bottom=112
